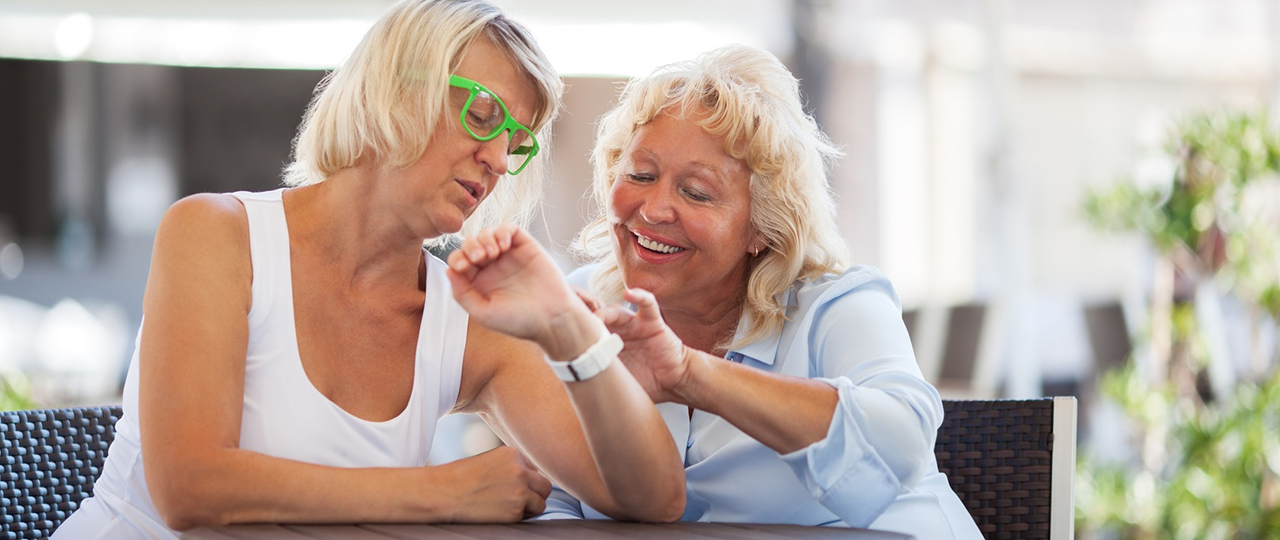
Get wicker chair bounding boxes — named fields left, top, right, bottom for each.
left=935, top=397, right=1077, bottom=540
left=0, top=406, right=123, bottom=539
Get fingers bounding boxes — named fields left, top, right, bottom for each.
left=596, top=304, right=636, bottom=329
left=623, top=288, right=663, bottom=322
left=452, top=224, right=521, bottom=270
left=572, top=285, right=603, bottom=312
left=523, top=490, right=548, bottom=519
left=446, top=249, right=478, bottom=282
left=512, top=448, right=550, bottom=518
left=529, top=472, right=552, bottom=500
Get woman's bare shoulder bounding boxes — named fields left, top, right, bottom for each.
left=155, top=193, right=249, bottom=247
left=149, top=193, right=253, bottom=288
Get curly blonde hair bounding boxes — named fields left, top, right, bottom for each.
left=576, top=45, right=849, bottom=348
left=283, top=0, right=563, bottom=247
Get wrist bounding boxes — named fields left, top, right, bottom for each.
left=671, top=346, right=711, bottom=408
left=538, top=304, right=605, bottom=361
left=547, top=332, right=622, bottom=383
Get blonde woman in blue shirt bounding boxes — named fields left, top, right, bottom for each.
left=540, top=45, right=982, bottom=539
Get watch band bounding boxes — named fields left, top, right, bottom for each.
left=548, top=332, right=623, bottom=382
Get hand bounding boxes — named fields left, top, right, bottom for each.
left=446, top=225, right=601, bottom=358
left=596, top=288, right=689, bottom=403
left=436, top=446, right=552, bottom=522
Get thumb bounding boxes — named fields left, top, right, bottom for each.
left=446, top=267, right=484, bottom=311
left=597, top=304, right=636, bottom=330
left=624, top=288, right=662, bottom=322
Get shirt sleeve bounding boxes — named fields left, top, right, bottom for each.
left=778, top=280, right=944, bottom=527
left=533, top=486, right=586, bottom=520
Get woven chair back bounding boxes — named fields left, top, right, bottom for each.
left=935, top=399, right=1057, bottom=540
left=0, top=406, right=123, bottom=539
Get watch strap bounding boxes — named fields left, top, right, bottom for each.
left=548, top=332, right=623, bottom=382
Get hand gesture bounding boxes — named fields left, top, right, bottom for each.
left=436, top=446, right=551, bottom=522
left=596, top=288, right=689, bottom=403
left=446, top=225, right=601, bottom=359
left=446, top=224, right=572, bottom=339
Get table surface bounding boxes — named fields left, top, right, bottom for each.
left=184, top=521, right=913, bottom=539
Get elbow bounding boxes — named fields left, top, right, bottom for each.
left=651, top=495, right=685, bottom=523
left=152, top=488, right=226, bottom=531
left=146, top=463, right=233, bottom=531
left=635, top=490, right=685, bottom=524
left=609, top=485, right=685, bottom=523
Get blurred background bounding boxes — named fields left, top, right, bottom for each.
left=1, top=0, right=1278, bottom=536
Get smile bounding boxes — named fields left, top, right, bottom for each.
left=635, top=233, right=685, bottom=254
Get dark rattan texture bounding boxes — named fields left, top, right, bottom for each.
left=935, top=399, right=1055, bottom=540
left=1, top=406, right=122, bottom=539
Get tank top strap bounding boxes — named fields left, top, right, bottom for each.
left=230, top=189, right=290, bottom=328
left=420, top=251, right=467, bottom=417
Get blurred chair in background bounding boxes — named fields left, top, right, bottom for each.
left=906, top=302, right=1004, bottom=399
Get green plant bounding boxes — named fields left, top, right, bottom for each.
left=1077, top=110, right=1280, bottom=539
left=0, top=372, right=37, bottom=411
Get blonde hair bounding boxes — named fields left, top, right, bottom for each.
left=577, top=45, right=850, bottom=348
left=283, top=0, right=563, bottom=247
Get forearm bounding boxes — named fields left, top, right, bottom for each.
left=563, top=360, right=684, bottom=522
left=147, top=448, right=445, bottom=529
left=675, top=349, right=838, bottom=454
left=538, top=308, right=684, bottom=522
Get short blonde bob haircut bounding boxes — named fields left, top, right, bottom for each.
left=577, top=45, right=850, bottom=349
left=283, top=0, right=563, bottom=247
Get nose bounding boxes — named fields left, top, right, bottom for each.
left=637, top=183, right=677, bottom=225
left=475, top=130, right=511, bottom=176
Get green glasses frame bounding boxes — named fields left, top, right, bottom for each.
left=447, top=74, right=539, bottom=175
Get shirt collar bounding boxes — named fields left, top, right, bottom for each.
left=724, top=288, right=793, bottom=366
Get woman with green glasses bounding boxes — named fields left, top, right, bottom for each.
left=53, top=1, right=683, bottom=537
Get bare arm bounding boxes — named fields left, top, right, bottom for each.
left=448, top=225, right=685, bottom=522
left=139, top=195, right=547, bottom=530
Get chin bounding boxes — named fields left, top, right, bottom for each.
left=617, top=265, right=663, bottom=297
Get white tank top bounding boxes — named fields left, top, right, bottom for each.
left=53, top=188, right=467, bottom=539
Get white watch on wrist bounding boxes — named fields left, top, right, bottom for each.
left=547, top=332, right=623, bottom=382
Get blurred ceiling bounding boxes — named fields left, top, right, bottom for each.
left=0, top=0, right=1275, bottom=80
left=0, top=0, right=791, bottom=75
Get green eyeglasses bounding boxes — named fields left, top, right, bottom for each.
left=447, top=74, right=539, bottom=175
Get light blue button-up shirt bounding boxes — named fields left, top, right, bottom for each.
left=543, top=265, right=982, bottom=540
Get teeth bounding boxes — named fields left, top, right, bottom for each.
left=462, top=183, right=477, bottom=196
left=636, top=234, right=684, bottom=254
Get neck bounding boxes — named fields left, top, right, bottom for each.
left=662, top=293, right=744, bottom=357
left=285, top=167, right=428, bottom=292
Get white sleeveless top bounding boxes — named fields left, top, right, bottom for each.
left=53, top=189, right=468, bottom=539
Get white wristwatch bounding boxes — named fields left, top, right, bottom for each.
left=547, top=332, right=623, bottom=382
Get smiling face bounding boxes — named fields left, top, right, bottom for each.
left=393, top=36, right=537, bottom=239
left=608, top=109, right=762, bottom=313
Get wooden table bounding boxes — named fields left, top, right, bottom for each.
left=185, top=521, right=913, bottom=539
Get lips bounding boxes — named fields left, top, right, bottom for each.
left=455, top=179, right=486, bottom=206
left=628, top=229, right=688, bottom=263
left=636, top=234, right=684, bottom=254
